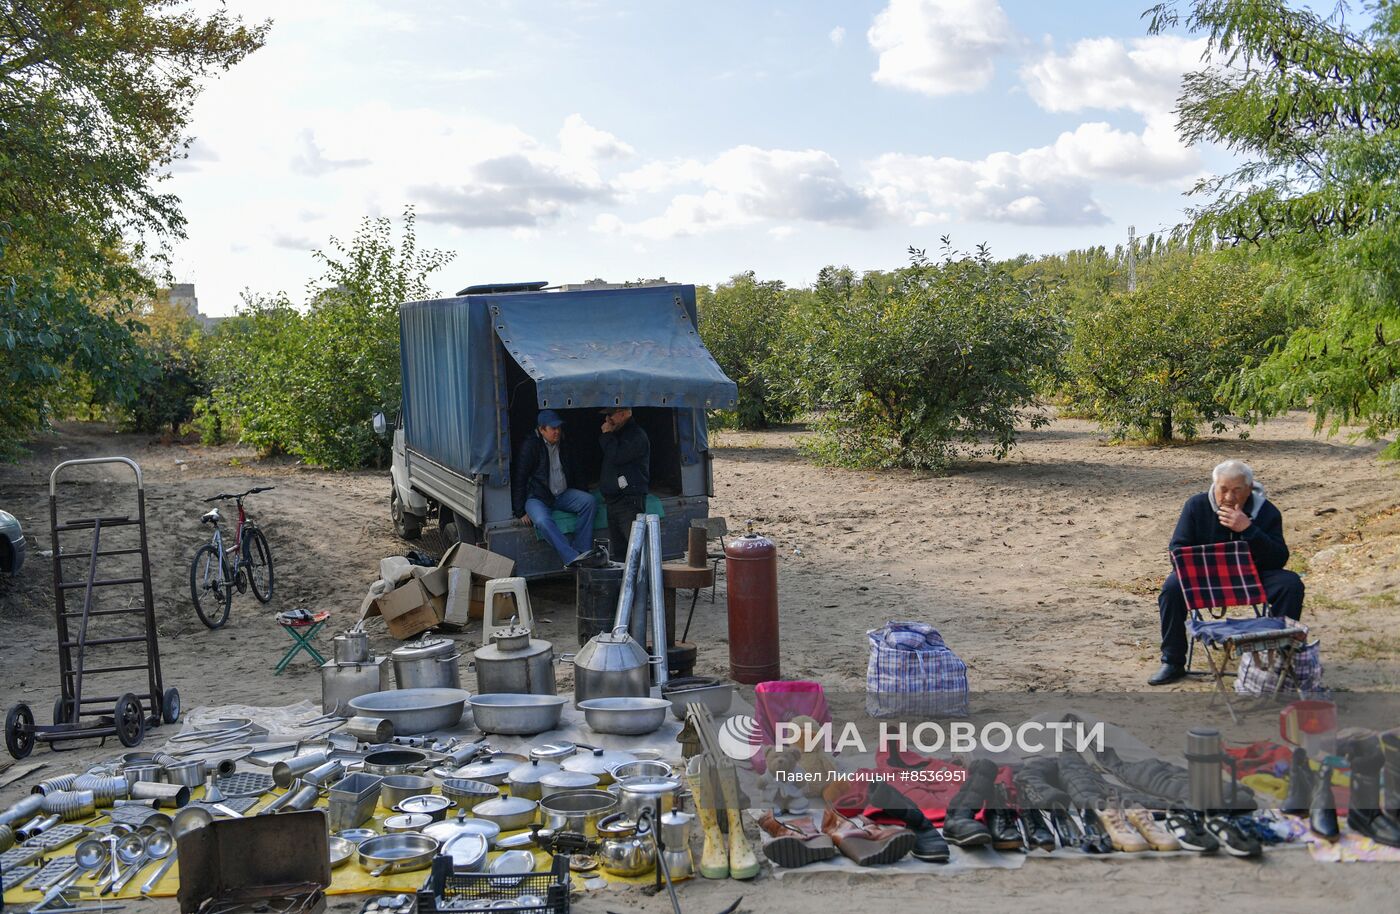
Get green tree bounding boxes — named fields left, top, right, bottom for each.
left=126, top=294, right=208, bottom=435
left=0, top=1, right=266, bottom=453
left=697, top=272, right=802, bottom=429
left=792, top=243, right=1066, bottom=470
left=1066, top=252, right=1290, bottom=442
left=1151, top=0, right=1400, bottom=455
left=205, top=209, right=455, bottom=468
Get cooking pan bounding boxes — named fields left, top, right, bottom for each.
left=356, top=832, right=438, bottom=877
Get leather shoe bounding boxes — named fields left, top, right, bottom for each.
left=819, top=806, right=916, bottom=866
left=757, top=812, right=838, bottom=868
left=1282, top=747, right=1314, bottom=816
left=1147, top=663, right=1187, bottom=686
left=1310, top=763, right=1340, bottom=841
left=942, top=759, right=996, bottom=847
left=1346, top=741, right=1400, bottom=848
left=867, top=781, right=949, bottom=863
left=986, top=784, right=1022, bottom=851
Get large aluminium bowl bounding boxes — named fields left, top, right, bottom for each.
left=468, top=694, right=565, bottom=736
left=348, top=688, right=469, bottom=735
left=577, top=696, right=670, bottom=736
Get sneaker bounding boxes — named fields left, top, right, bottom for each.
left=1125, top=807, right=1180, bottom=852
left=1095, top=803, right=1150, bottom=853
left=1206, top=816, right=1262, bottom=858
left=1165, top=812, right=1219, bottom=853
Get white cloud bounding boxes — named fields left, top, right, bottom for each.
left=1021, top=35, right=1206, bottom=117
left=558, top=114, right=635, bottom=162
left=413, top=152, right=616, bottom=229
left=829, top=26, right=846, bottom=47
left=598, top=146, right=882, bottom=238
left=867, top=0, right=1014, bottom=96
left=170, top=137, right=220, bottom=174
left=290, top=128, right=371, bottom=176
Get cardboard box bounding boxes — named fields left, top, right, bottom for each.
left=411, top=565, right=449, bottom=598
left=437, top=544, right=514, bottom=630
left=365, top=578, right=439, bottom=640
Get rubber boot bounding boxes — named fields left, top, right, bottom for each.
left=1309, top=763, right=1340, bottom=841
left=1346, top=742, right=1400, bottom=848
left=1282, top=747, right=1314, bottom=817
left=715, top=763, right=759, bottom=880
left=685, top=761, right=729, bottom=878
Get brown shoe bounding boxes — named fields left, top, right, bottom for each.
left=819, top=806, right=916, bottom=866
left=757, top=812, right=838, bottom=868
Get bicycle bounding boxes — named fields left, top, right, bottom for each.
left=189, top=486, right=276, bottom=629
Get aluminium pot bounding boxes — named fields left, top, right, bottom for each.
left=539, top=770, right=599, bottom=798
left=378, top=774, right=434, bottom=808
left=333, top=630, right=371, bottom=664
left=539, top=789, right=617, bottom=837
left=362, top=749, right=430, bottom=777
left=614, top=775, right=682, bottom=822
left=162, top=760, right=207, bottom=789
left=472, top=795, right=538, bottom=832
left=390, top=638, right=462, bottom=691
left=505, top=759, right=559, bottom=802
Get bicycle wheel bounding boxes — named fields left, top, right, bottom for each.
left=246, top=526, right=275, bottom=603
left=190, top=543, right=232, bottom=629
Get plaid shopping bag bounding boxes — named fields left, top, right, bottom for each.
left=1236, top=639, right=1326, bottom=697
left=866, top=621, right=969, bottom=718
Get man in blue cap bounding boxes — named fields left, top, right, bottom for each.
left=512, top=410, right=603, bottom=568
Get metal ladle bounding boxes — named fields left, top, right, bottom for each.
left=112, top=830, right=173, bottom=894
left=98, top=833, right=147, bottom=895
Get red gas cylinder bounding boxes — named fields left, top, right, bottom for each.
left=724, top=532, right=780, bottom=684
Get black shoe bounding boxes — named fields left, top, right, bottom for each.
left=942, top=759, right=997, bottom=847
left=1207, top=816, right=1261, bottom=857
left=986, top=784, right=1022, bottom=851
left=1381, top=730, right=1400, bottom=819
left=1309, top=764, right=1340, bottom=841
left=566, top=546, right=604, bottom=568
left=1021, top=808, right=1056, bottom=851
left=1346, top=741, right=1400, bottom=848
left=1148, top=663, right=1188, bottom=686
left=866, top=782, right=949, bottom=863
left=1282, top=747, right=1315, bottom=816
left=1166, top=811, right=1219, bottom=853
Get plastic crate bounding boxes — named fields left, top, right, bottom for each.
left=416, top=854, right=570, bottom=914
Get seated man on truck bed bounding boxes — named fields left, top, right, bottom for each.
left=599, top=406, right=650, bottom=558
left=512, top=410, right=603, bottom=568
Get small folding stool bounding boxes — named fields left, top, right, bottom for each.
left=275, top=610, right=330, bottom=674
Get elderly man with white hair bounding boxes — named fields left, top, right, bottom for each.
left=1149, top=459, right=1305, bottom=685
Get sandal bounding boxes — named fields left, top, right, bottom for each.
left=1206, top=816, right=1262, bottom=858
left=1165, top=812, right=1219, bottom=853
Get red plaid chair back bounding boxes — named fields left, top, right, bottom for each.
left=1170, top=541, right=1266, bottom=613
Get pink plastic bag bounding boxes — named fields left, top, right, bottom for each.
left=748, top=680, right=831, bottom=773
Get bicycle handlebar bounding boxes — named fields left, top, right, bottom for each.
left=203, top=486, right=276, bottom=503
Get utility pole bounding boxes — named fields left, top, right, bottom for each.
left=1127, top=224, right=1137, bottom=293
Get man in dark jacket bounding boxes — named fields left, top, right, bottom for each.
left=599, top=406, right=650, bottom=557
left=512, top=409, right=600, bottom=568
left=1150, top=459, right=1304, bottom=685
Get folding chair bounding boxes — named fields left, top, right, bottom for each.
left=1171, top=542, right=1307, bottom=722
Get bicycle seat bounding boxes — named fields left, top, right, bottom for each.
left=201, top=508, right=221, bottom=525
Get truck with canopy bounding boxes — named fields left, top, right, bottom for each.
left=384, top=281, right=737, bottom=577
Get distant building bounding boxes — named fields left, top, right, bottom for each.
left=163, top=283, right=222, bottom=331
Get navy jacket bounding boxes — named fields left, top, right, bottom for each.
left=1168, top=489, right=1290, bottom=572
left=599, top=420, right=650, bottom=498
left=511, top=432, right=584, bottom=517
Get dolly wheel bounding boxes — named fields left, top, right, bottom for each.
left=5, top=703, right=35, bottom=759
left=115, top=693, right=145, bottom=748
left=162, top=688, right=181, bottom=725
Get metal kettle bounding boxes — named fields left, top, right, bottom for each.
left=569, top=519, right=651, bottom=707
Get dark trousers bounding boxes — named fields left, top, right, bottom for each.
left=605, top=494, right=646, bottom=562
left=1158, top=567, right=1305, bottom=664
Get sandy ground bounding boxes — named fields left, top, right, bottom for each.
left=2, top=413, right=1399, bottom=912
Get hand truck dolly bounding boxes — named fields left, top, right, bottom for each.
left=4, top=457, right=180, bottom=757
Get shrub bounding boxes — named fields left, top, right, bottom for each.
left=792, top=243, right=1065, bottom=470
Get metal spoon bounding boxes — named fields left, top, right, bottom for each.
left=139, top=850, right=177, bottom=896
left=112, top=830, right=173, bottom=894
left=98, top=833, right=147, bottom=894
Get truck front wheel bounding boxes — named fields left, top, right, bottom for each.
left=391, top=489, right=422, bottom=539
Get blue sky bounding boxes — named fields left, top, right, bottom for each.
left=170, top=0, right=1239, bottom=315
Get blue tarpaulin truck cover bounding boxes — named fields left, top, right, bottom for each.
left=399, top=284, right=737, bottom=483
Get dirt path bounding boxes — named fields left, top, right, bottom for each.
left=1, top=414, right=1398, bottom=911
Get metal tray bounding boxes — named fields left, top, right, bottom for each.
left=2, top=863, right=40, bottom=892
left=26, top=824, right=90, bottom=852
left=213, top=771, right=276, bottom=798
left=1, top=845, right=43, bottom=870
left=26, top=856, right=78, bottom=891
